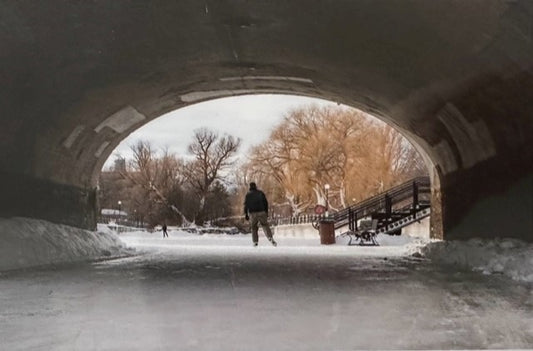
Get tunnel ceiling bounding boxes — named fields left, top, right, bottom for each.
left=1, top=0, right=532, bottom=190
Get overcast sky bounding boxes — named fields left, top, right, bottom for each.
left=104, top=94, right=338, bottom=168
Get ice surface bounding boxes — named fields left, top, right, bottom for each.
left=120, top=229, right=429, bottom=257
left=2, top=217, right=532, bottom=287
left=0, top=217, right=128, bottom=271
left=1, top=231, right=532, bottom=350
left=421, top=238, right=533, bottom=283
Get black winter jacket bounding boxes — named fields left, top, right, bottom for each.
left=244, top=189, right=269, bottom=214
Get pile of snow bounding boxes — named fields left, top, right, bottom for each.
left=421, top=238, right=533, bottom=283
left=0, top=217, right=129, bottom=271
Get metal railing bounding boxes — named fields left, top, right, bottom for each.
left=273, top=214, right=325, bottom=226
left=271, top=177, right=431, bottom=230
left=332, top=176, right=430, bottom=230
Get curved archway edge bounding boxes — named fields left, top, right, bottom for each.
left=0, top=1, right=532, bottom=241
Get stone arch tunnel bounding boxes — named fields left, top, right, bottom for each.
left=0, top=1, right=532, bottom=241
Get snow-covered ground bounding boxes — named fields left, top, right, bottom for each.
left=2, top=218, right=532, bottom=287
left=0, top=217, right=128, bottom=271
left=1, top=225, right=532, bottom=350
left=123, top=229, right=533, bottom=284
left=421, top=238, right=533, bottom=283
left=120, top=229, right=427, bottom=256
left=0, top=217, right=427, bottom=272
left=1, top=228, right=532, bottom=350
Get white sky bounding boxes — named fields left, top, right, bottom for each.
left=104, top=94, right=338, bottom=168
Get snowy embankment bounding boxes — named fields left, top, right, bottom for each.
left=421, top=238, right=533, bottom=283
left=0, top=217, right=129, bottom=271
left=119, top=229, right=430, bottom=259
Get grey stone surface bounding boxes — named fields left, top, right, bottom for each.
left=0, top=1, right=531, bottom=238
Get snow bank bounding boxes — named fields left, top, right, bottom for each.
left=421, top=238, right=533, bottom=283
left=274, top=224, right=318, bottom=238
left=0, top=217, right=129, bottom=271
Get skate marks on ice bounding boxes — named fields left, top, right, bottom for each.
left=0, top=238, right=532, bottom=350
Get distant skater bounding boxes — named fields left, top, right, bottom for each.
left=162, top=223, right=168, bottom=238
left=244, top=182, right=277, bottom=247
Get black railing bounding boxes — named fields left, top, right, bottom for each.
left=331, top=176, right=430, bottom=230
left=272, top=177, right=431, bottom=230
left=273, top=214, right=324, bottom=226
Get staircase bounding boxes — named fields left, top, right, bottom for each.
left=330, top=176, right=431, bottom=235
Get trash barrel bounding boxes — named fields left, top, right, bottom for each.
left=319, top=219, right=336, bottom=245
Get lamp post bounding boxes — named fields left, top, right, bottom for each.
left=324, top=184, right=330, bottom=217
left=117, top=200, right=122, bottom=224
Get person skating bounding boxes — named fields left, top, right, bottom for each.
left=243, top=182, right=277, bottom=247
left=162, top=223, right=168, bottom=238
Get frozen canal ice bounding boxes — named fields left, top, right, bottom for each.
left=1, top=232, right=532, bottom=350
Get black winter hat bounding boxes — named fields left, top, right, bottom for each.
left=249, top=182, right=257, bottom=190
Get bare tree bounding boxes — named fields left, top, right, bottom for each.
left=183, top=128, right=241, bottom=224
left=125, top=141, right=191, bottom=226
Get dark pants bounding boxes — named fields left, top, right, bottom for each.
left=163, top=230, right=168, bottom=238
left=250, top=211, right=273, bottom=243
